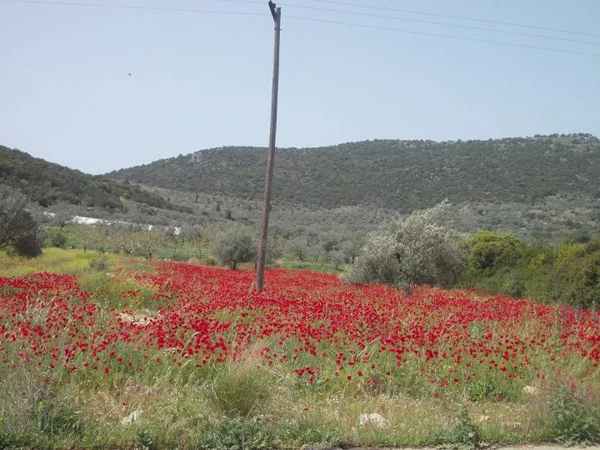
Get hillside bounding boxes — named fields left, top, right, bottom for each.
left=107, top=134, right=600, bottom=212
left=0, top=145, right=192, bottom=214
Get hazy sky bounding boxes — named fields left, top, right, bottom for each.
left=1, top=0, right=599, bottom=175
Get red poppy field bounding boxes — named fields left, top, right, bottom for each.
left=1, top=258, right=600, bottom=448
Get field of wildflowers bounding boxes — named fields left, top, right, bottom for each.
left=1, top=252, right=599, bottom=448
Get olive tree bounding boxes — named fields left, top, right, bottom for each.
left=0, top=184, right=42, bottom=257
left=283, top=236, right=310, bottom=261
left=342, top=201, right=467, bottom=289
left=214, top=224, right=256, bottom=270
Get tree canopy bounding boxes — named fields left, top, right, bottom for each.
left=0, top=184, right=42, bottom=257
left=343, top=201, right=467, bottom=288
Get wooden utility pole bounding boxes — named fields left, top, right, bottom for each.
left=256, top=1, right=281, bottom=291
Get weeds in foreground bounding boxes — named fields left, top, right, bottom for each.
left=136, top=426, right=158, bottom=450
left=549, top=387, right=600, bottom=445
left=197, top=418, right=273, bottom=450
left=434, top=405, right=486, bottom=450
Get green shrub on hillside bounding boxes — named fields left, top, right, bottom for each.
left=547, top=238, right=600, bottom=309
left=468, top=231, right=523, bottom=272
left=464, top=233, right=600, bottom=309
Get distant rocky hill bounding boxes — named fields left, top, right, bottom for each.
left=107, top=134, right=600, bottom=212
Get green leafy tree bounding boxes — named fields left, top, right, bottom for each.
left=0, top=184, right=42, bottom=258
left=468, top=231, right=523, bottom=272
left=214, top=224, right=256, bottom=270
left=343, top=201, right=467, bottom=288
left=548, top=237, right=600, bottom=309
left=46, top=228, right=68, bottom=248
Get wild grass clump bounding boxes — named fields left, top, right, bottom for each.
left=33, top=392, right=83, bottom=438
left=0, top=369, right=83, bottom=448
left=208, top=355, right=274, bottom=418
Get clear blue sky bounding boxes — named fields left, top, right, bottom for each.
left=1, top=0, right=599, bottom=175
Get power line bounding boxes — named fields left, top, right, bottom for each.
left=213, top=0, right=264, bottom=4
left=0, top=0, right=268, bottom=16
left=281, top=3, right=600, bottom=47
left=311, top=0, right=600, bottom=40
left=286, top=15, right=600, bottom=58
left=216, top=0, right=264, bottom=4
left=3, top=0, right=599, bottom=57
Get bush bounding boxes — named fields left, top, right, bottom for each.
left=89, top=254, right=110, bottom=271
left=548, top=239, right=600, bottom=309
left=46, top=228, right=67, bottom=248
left=343, top=201, right=467, bottom=288
left=468, top=231, right=523, bottom=272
